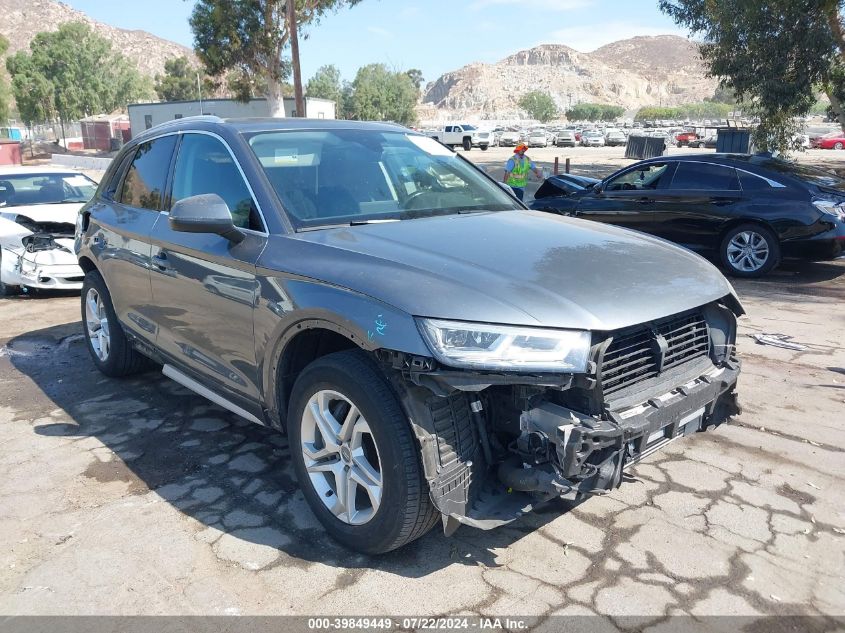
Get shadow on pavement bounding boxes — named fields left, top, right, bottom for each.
left=6, top=321, right=569, bottom=577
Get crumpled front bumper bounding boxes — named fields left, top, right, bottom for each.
left=507, top=361, right=741, bottom=498
left=1, top=245, right=84, bottom=290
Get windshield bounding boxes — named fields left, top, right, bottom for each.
left=246, top=129, right=522, bottom=229
left=0, top=172, right=97, bottom=208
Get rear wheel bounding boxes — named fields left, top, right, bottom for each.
left=81, top=270, right=150, bottom=376
left=480, top=144, right=489, bottom=151
left=835, top=142, right=843, bottom=150
left=287, top=350, right=438, bottom=554
left=720, top=224, right=780, bottom=278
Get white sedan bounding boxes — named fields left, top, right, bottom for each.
left=0, top=166, right=97, bottom=296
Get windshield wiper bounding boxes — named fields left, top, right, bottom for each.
left=296, top=218, right=400, bottom=232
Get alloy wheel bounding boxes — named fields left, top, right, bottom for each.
left=300, top=389, right=383, bottom=525
left=726, top=230, right=770, bottom=273
left=84, top=287, right=110, bottom=361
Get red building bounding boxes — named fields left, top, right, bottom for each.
left=80, top=114, right=131, bottom=151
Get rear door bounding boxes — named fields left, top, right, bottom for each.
left=147, top=132, right=268, bottom=409
left=89, top=134, right=177, bottom=342
left=650, top=161, right=742, bottom=251
left=576, top=162, right=675, bottom=234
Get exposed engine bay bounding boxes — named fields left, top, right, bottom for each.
left=0, top=213, right=83, bottom=291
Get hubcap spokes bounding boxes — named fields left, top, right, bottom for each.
left=85, top=288, right=110, bottom=361
left=727, top=231, right=769, bottom=272
left=301, top=390, right=382, bottom=525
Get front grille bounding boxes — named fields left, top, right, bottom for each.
left=599, top=311, right=710, bottom=398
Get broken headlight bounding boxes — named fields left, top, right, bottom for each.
left=417, top=318, right=591, bottom=372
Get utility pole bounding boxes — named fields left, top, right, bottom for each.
left=196, top=72, right=203, bottom=115
left=287, top=0, right=305, bottom=117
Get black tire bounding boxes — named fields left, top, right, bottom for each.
left=81, top=270, right=150, bottom=377
left=835, top=142, right=843, bottom=150
left=287, top=350, right=439, bottom=554
left=0, top=250, right=22, bottom=297
left=462, top=137, right=472, bottom=151
left=720, top=223, right=780, bottom=278
left=480, top=144, right=489, bottom=151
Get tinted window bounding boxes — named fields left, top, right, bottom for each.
left=760, top=159, right=845, bottom=191
left=118, top=136, right=176, bottom=210
left=170, top=133, right=261, bottom=231
left=605, top=163, right=670, bottom=191
left=739, top=171, right=772, bottom=191
left=671, top=162, right=739, bottom=191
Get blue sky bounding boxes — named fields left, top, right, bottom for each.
left=63, top=0, right=689, bottom=84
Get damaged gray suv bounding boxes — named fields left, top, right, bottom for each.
left=76, top=118, right=743, bottom=554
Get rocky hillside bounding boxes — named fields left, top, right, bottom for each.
left=422, top=36, right=717, bottom=120
left=0, top=0, right=194, bottom=79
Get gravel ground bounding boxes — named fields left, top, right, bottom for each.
left=0, top=150, right=842, bottom=622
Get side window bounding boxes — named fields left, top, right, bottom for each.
left=738, top=171, right=772, bottom=191
left=100, top=150, right=135, bottom=201
left=118, top=135, right=177, bottom=210
left=454, top=126, right=463, bottom=133
left=605, top=163, right=670, bottom=191
left=170, top=133, right=263, bottom=232
left=444, top=126, right=452, bottom=133
left=671, top=163, right=740, bottom=190
left=144, top=115, right=153, bottom=130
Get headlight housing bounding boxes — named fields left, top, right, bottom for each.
left=417, top=318, right=591, bottom=372
left=812, top=199, right=845, bottom=221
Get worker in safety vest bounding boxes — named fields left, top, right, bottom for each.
left=503, top=143, right=542, bottom=201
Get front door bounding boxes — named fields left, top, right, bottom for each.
left=148, top=132, right=267, bottom=409
left=576, top=162, right=676, bottom=234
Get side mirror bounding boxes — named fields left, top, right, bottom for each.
left=170, top=193, right=244, bottom=244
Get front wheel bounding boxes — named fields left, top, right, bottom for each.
left=480, top=145, right=489, bottom=151
left=720, top=224, right=780, bottom=278
left=81, top=270, right=150, bottom=376
left=287, top=350, right=438, bottom=554
left=835, top=142, right=844, bottom=150
left=462, top=137, right=472, bottom=151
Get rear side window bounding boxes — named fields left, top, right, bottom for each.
left=738, top=171, right=773, bottom=191
left=118, top=136, right=177, bottom=210
left=671, top=162, right=740, bottom=191
left=170, top=133, right=263, bottom=232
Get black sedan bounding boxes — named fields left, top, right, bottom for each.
left=530, top=154, right=845, bottom=277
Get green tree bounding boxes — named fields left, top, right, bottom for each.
left=347, top=64, right=417, bottom=125
left=190, top=0, right=362, bottom=117
left=518, top=91, right=558, bottom=122
left=306, top=64, right=342, bottom=104
left=0, top=35, right=10, bottom=123
left=405, top=68, right=424, bottom=91
left=6, top=22, right=151, bottom=130
left=660, top=0, right=845, bottom=151
left=154, top=56, right=214, bottom=102
left=566, top=102, right=624, bottom=122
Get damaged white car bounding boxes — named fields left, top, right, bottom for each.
left=0, top=167, right=97, bottom=296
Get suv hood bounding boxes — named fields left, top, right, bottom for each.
left=285, top=211, right=740, bottom=331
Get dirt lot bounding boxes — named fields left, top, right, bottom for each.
left=0, top=150, right=843, bottom=621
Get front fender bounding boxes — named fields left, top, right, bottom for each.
left=255, top=275, right=432, bottom=423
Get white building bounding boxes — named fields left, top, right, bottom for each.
left=127, top=97, right=336, bottom=138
